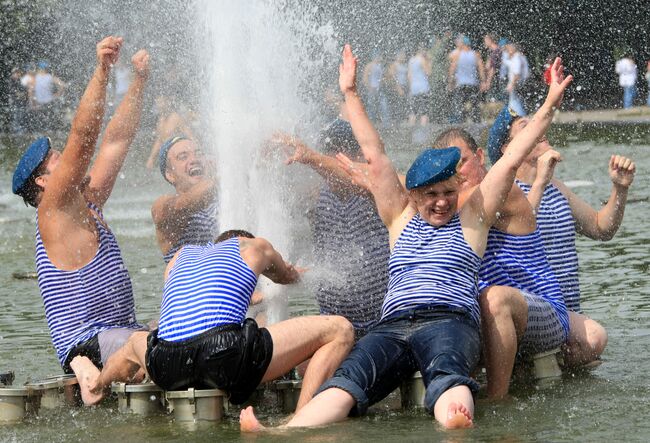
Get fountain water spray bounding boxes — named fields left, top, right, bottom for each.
left=196, top=1, right=337, bottom=323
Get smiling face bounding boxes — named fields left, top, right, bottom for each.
left=504, top=117, right=552, bottom=164
left=164, top=140, right=207, bottom=191
left=409, top=175, right=461, bottom=227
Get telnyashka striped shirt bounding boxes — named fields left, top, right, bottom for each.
left=163, top=203, right=219, bottom=263
left=478, top=228, right=570, bottom=336
left=312, top=187, right=389, bottom=330
left=158, top=238, right=258, bottom=342
left=517, top=180, right=581, bottom=312
left=382, top=213, right=481, bottom=326
left=35, top=203, right=140, bottom=365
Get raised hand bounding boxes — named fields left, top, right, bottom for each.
left=535, top=149, right=562, bottom=187
left=609, top=155, right=636, bottom=188
left=131, top=49, right=150, bottom=78
left=96, top=36, right=123, bottom=70
left=339, top=44, right=358, bottom=95
left=545, top=57, right=573, bottom=110
left=271, top=133, right=312, bottom=165
left=335, top=152, right=372, bottom=190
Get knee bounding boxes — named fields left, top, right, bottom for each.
left=480, top=286, right=519, bottom=319
left=330, top=316, right=355, bottom=349
left=586, top=321, right=608, bottom=357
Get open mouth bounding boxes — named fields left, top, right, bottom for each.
left=188, top=166, right=204, bottom=177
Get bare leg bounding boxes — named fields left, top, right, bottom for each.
left=480, top=286, right=528, bottom=399
left=75, top=331, right=149, bottom=405
left=433, top=385, right=474, bottom=429
left=563, top=311, right=607, bottom=367
left=240, top=387, right=355, bottom=432
left=263, top=315, right=354, bottom=410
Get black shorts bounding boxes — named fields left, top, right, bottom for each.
left=63, top=335, right=102, bottom=374
left=145, top=318, right=273, bottom=404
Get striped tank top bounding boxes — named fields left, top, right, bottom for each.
left=516, top=180, right=581, bottom=312
left=158, top=238, right=258, bottom=342
left=35, top=203, right=140, bottom=365
left=478, top=228, right=570, bottom=336
left=382, top=213, right=481, bottom=326
left=312, top=187, right=390, bottom=330
left=163, top=203, right=219, bottom=263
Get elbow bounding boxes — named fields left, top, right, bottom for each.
left=597, top=230, right=616, bottom=241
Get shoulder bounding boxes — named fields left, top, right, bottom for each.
left=151, top=194, right=176, bottom=224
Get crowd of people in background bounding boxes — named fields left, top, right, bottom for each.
left=357, top=33, right=650, bottom=128
left=6, top=33, right=650, bottom=138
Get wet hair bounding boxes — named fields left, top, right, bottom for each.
left=320, top=119, right=361, bottom=157
left=215, top=229, right=255, bottom=243
left=432, top=128, right=479, bottom=153
left=18, top=161, right=49, bottom=208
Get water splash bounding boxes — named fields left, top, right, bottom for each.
left=195, top=1, right=337, bottom=322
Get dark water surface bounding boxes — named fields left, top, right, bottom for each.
left=0, top=135, right=648, bottom=442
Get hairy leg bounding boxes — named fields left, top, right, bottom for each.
left=76, top=331, right=149, bottom=405
left=480, top=286, right=528, bottom=399
left=264, top=315, right=354, bottom=410
left=433, top=385, right=474, bottom=429
left=563, top=311, right=607, bottom=367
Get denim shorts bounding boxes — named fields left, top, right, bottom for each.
left=317, top=308, right=481, bottom=415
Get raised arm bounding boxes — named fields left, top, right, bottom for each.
left=471, top=58, right=573, bottom=227
left=339, top=44, right=409, bottom=227
left=41, top=36, right=121, bottom=209
left=86, top=49, right=150, bottom=208
left=241, top=238, right=301, bottom=285
left=553, top=155, right=635, bottom=240
left=527, top=149, right=562, bottom=212
left=275, top=133, right=369, bottom=195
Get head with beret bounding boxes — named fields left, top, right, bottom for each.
left=487, top=105, right=551, bottom=166
left=405, top=146, right=463, bottom=227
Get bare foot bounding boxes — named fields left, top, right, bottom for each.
left=444, top=402, right=473, bottom=429
left=240, top=406, right=266, bottom=432
left=69, top=356, right=104, bottom=406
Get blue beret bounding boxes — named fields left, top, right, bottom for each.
left=159, top=135, right=189, bottom=182
left=487, top=105, right=519, bottom=165
left=406, top=147, right=461, bottom=190
left=12, top=137, right=51, bottom=195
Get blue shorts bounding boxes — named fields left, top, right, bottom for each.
left=317, top=308, right=481, bottom=415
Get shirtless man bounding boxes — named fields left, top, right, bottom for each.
left=11, top=37, right=149, bottom=377
left=75, top=231, right=354, bottom=408
left=486, top=105, right=636, bottom=367
left=151, top=136, right=218, bottom=263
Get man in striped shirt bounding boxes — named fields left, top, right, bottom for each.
left=432, top=128, right=569, bottom=399
left=151, top=136, right=220, bottom=263
left=487, top=105, right=636, bottom=368
left=11, top=38, right=149, bottom=382
left=239, top=47, right=572, bottom=431
left=73, top=230, right=354, bottom=408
